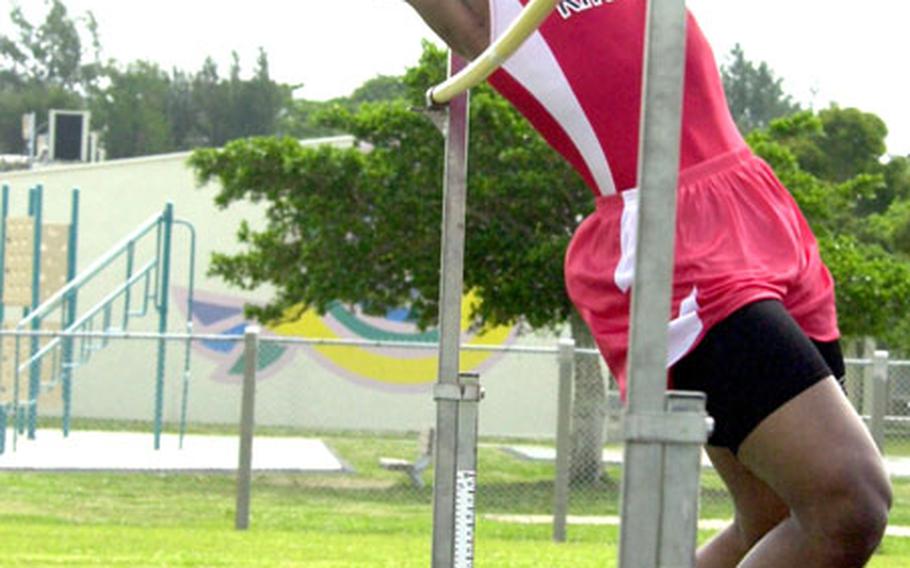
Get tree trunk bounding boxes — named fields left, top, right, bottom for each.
left=568, top=312, right=608, bottom=485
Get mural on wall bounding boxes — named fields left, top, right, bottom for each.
left=172, top=287, right=516, bottom=391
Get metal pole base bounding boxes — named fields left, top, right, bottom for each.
left=619, top=390, right=712, bottom=567
left=432, top=372, right=484, bottom=568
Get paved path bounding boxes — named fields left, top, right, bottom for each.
left=484, top=513, right=910, bottom=538
left=504, top=444, right=910, bottom=478
left=0, top=429, right=348, bottom=473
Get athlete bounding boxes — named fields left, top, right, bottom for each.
left=404, top=0, right=891, bottom=566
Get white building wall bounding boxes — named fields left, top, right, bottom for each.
left=0, top=140, right=582, bottom=439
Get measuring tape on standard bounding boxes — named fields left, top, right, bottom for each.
left=454, top=469, right=477, bottom=568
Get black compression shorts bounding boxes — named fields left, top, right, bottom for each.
left=671, top=299, right=844, bottom=454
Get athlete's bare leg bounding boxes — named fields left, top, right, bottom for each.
left=732, top=378, right=890, bottom=567
left=696, top=448, right=789, bottom=567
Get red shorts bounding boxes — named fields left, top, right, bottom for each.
left=564, top=147, right=839, bottom=398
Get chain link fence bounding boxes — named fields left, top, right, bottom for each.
left=1, top=328, right=908, bottom=546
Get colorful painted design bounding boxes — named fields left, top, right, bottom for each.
left=172, top=288, right=516, bottom=389
left=172, top=289, right=293, bottom=384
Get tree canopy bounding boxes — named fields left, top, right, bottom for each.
left=748, top=111, right=910, bottom=349
left=190, top=43, right=590, bottom=332
left=720, top=43, right=801, bottom=134
left=0, top=0, right=99, bottom=153
left=0, top=0, right=293, bottom=159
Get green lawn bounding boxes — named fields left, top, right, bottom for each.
left=2, top=471, right=910, bottom=567
left=3, top=423, right=910, bottom=566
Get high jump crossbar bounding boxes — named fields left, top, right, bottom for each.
left=426, top=0, right=560, bottom=107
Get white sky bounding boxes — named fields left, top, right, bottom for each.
left=5, top=0, right=909, bottom=155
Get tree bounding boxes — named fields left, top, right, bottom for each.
left=191, top=43, right=609, bottom=484
left=191, top=57, right=231, bottom=148
left=278, top=75, right=406, bottom=141
left=235, top=48, right=293, bottom=139
left=187, top=52, right=292, bottom=149
left=758, top=106, right=910, bottom=219
left=348, top=75, right=408, bottom=106
left=815, top=106, right=888, bottom=182
left=0, top=81, right=80, bottom=154
left=0, top=0, right=102, bottom=89
left=166, top=69, right=199, bottom=150
left=0, top=0, right=103, bottom=154
left=92, top=61, right=173, bottom=159
left=748, top=113, right=910, bottom=352
left=721, top=44, right=800, bottom=134
left=771, top=106, right=888, bottom=184
left=279, top=99, right=342, bottom=140
left=1, top=1, right=295, bottom=160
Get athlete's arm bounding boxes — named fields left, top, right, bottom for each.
left=404, top=0, right=491, bottom=59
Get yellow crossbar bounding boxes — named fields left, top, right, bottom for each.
left=426, top=0, right=560, bottom=106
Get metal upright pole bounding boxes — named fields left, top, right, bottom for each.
left=454, top=372, right=482, bottom=568
left=176, top=220, right=197, bottom=449
left=618, top=0, right=696, bottom=567
left=0, top=405, right=6, bottom=454
left=235, top=325, right=260, bottom=530
left=62, top=188, right=79, bottom=437
left=658, top=391, right=708, bottom=564
left=27, top=184, right=43, bottom=439
left=153, top=203, right=174, bottom=449
left=862, top=337, right=877, bottom=417
left=431, top=52, right=471, bottom=568
left=0, top=184, right=9, bottom=430
left=869, top=350, right=889, bottom=452
left=552, top=338, right=575, bottom=542
left=0, top=184, right=8, bottom=327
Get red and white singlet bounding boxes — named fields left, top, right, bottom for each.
left=486, top=0, right=839, bottom=396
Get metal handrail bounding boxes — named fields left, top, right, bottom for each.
left=15, top=210, right=164, bottom=331
left=14, top=260, right=157, bottom=374
left=3, top=329, right=910, bottom=364
left=1, top=202, right=197, bottom=453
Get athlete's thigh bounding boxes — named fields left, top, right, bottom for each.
left=672, top=299, right=837, bottom=454
left=737, top=377, right=889, bottom=515
left=706, top=446, right=789, bottom=542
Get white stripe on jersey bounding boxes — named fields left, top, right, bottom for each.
left=615, top=187, right=703, bottom=366
left=491, top=0, right=617, bottom=196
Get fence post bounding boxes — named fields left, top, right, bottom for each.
left=0, top=405, right=6, bottom=454
left=552, top=338, right=575, bottom=542
left=862, top=337, right=877, bottom=417
left=844, top=340, right=862, bottom=409
left=235, top=326, right=260, bottom=531
left=869, top=350, right=889, bottom=453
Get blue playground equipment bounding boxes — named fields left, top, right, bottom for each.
left=0, top=182, right=196, bottom=454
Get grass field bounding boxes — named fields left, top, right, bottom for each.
left=3, top=424, right=910, bottom=566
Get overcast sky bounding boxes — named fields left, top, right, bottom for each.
left=7, top=0, right=909, bottom=155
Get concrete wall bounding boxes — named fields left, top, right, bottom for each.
left=0, top=140, right=586, bottom=439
